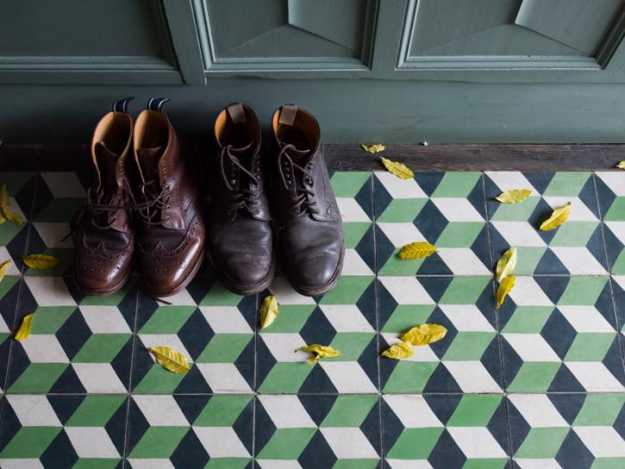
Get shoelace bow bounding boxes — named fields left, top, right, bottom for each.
left=220, top=145, right=260, bottom=220
left=134, top=180, right=172, bottom=226
left=278, top=144, right=319, bottom=216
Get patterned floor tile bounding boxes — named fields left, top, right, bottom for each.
left=374, top=172, right=491, bottom=276
left=256, top=275, right=378, bottom=393
left=132, top=275, right=256, bottom=394
left=595, top=171, right=625, bottom=274
left=382, top=394, right=509, bottom=468
left=508, top=393, right=625, bottom=469
left=126, top=394, right=253, bottom=468
left=499, top=276, right=625, bottom=392
left=485, top=172, right=607, bottom=275
left=255, top=394, right=381, bottom=468
left=0, top=394, right=127, bottom=468
left=6, top=283, right=136, bottom=394
left=378, top=276, right=502, bottom=393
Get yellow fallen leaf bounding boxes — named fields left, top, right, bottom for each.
left=617, top=161, right=625, bottom=170
left=539, top=202, right=571, bottom=231
left=495, top=247, right=517, bottom=283
left=149, top=346, right=191, bottom=374
left=0, top=212, right=5, bottom=224
left=14, top=313, right=34, bottom=341
left=23, top=254, right=60, bottom=270
left=401, top=323, right=448, bottom=346
left=496, top=275, right=516, bottom=309
left=0, top=184, right=24, bottom=225
left=0, top=260, right=11, bottom=283
left=496, top=189, right=532, bottom=204
left=361, top=144, right=386, bottom=154
left=299, top=344, right=341, bottom=364
left=398, top=241, right=437, bottom=260
left=381, top=341, right=413, bottom=360
left=380, top=157, right=413, bottom=180
left=259, top=294, right=279, bottom=329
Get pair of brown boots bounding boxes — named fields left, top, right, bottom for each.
left=73, top=99, right=344, bottom=298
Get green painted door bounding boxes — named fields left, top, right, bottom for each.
left=2, top=0, right=625, bottom=143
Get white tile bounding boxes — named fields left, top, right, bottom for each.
left=0, top=247, right=21, bottom=275
left=566, top=362, right=624, bottom=392
left=558, top=305, right=615, bottom=333
left=341, top=248, right=374, bottom=276
left=544, top=197, right=597, bottom=221
left=507, top=395, right=568, bottom=427
left=320, top=428, right=378, bottom=458
left=436, top=249, right=491, bottom=275
left=200, top=306, right=253, bottom=333
left=336, top=197, right=371, bottom=222
left=157, top=288, right=196, bottom=305
left=550, top=247, right=607, bottom=275
left=379, top=277, right=435, bottom=305
left=573, top=426, right=625, bottom=457
left=257, top=460, right=302, bottom=469
left=375, top=172, right=426, bottom=199
left=33, top=222, right=72, bottom=248
left=596, top=172, right=625, bottom=196
left=387, top=461, right=432, bottom=469
left=196, top=363, right=252, bottom=393
left=431, top=198, right=484, bottom=222
left=6, top=395, right=61, bottom=426
left=443, top=362, right=502, bottom=392
left=320, top=362, right=377, bottom=393
left=42, top=172, right=85, bottom=198
left=139, top=334, right=191, bottom=360
left=377, top=222, right=424, bottom=247
left=439, top=305, right=495, bottom=332
left=193, top=427, right=251, bottom=458
left=319, top=305, right=374, bottom=332
left=605, top=221, right=625, bottom=241
left=79, top=305, right=131, bottom=334
left=72, top=363, right=126, bottom=393
left=259, top=333, right=307, bottom=362
left=485, top=172, right=538, bottom=194
left=65, top=427, right=120, bottom=458
left=383, top=395, right=442, bottom=428
left=25, top=277, right=76, bottom=306
left=509, top=277, right=554, bottom=306
left=513, top=460, right=561, bottom=469
left=132, top=396, right=189, bottom=426
left=258, top=395, right=316, bottom=429
left=20, top=335, right=69, bottom=363
left=269, top=277, right=316, bottom=305
left=491, top=222, right=547, bottom=247
left=446, top=427, right=507, bottom=458
left=503, top=334, right=560, bottom=362
left=0, top=460, right=44, bottom=469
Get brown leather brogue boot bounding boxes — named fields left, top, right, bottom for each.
left=72, top=98, right=135, bottom=295
left=206, top=103, right=274, bottom=295
left=271, top=105, right=344, bottom=296
left=132, top=98, right=205, bottom=297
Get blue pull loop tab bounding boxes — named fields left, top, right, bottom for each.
left=147, top=97, right=170, bottom=112
left=112, top=96, right=134, bottom=113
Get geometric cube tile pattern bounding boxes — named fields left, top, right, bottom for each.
left=0, top=170, right=624, bottom=468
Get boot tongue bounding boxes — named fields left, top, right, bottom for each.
left=94, top=142, right=121, bottom=195
left=138, top=146, right=165, bottom=185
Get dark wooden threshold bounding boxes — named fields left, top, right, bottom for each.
left=1, top=143, right=623, bottom=172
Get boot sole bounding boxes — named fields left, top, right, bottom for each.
left=205, top=248, right=276, bottom=296
left=141, top=246, right=205, bottom=298
left=289, top=244, right=346, bottom=297
left=74, top=267, right=131, bottom=297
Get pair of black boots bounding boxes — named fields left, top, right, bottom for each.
left=206, top=103, right=344, bottom=296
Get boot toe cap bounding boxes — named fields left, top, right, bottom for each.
left=287, top=252, right=343, bottom=295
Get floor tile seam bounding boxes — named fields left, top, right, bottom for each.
left=2, top=175, right=39, bottom=394
left=591, top=173, right=617, bottom=276
left=122, top=288, right=141, bottom=468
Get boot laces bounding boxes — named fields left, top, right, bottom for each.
left=134, top=180, right=172, bottom=226
left=220, top=145, right=260, bottom=220
left=278, top=144, right=319, bottom=216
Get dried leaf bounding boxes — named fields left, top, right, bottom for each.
left=496, top=189, right=532, bottom=204
left=0, top=184, right=24, bottom=225
left=381, top=341, right=413, bottom=360
left=14, top=313, right=34, bottom=341
left=23, top=254, right=60, bottom=270
left=496, top=275, right=516, bottom=309
left=149, top=346, right=191, bottom=374
left=397, top=241, right=437, bottom=260
left=0, top=260, right=11, bottom=283
left=259, top=295, right=279, bottom=329
left=380, top=157, right=414, bottom=180
left=617, top=161, right=625, bottom=170
left=401, top=323, right=448, bottom=346
left=0, top=212, right=5, bottom=224
left=539, top=202, right=572, bottom=231
left=361, top=144, right=386, bottom=154
left=299, top=344, right=341, bottom=364
left=495, top=247, right=517, bottom=283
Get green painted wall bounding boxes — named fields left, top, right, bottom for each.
left=2, top=0, right=625, bottom=144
